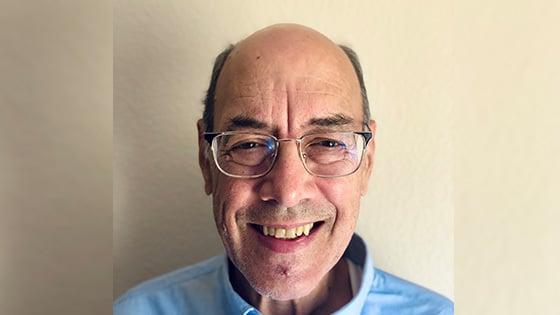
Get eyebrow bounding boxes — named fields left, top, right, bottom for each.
left=225, top=115, right=272, bottom=131
left=224, top=113, right=355, bottom=132
left=306, top=113, right=354, bottom=127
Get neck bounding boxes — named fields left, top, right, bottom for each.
left=229, top=259, right=352, bottom=315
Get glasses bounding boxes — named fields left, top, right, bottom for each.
left=204, top=130, right=373, bottom=178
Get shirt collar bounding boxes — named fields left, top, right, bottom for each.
left=332, top=233, right=375, bottom=314
left=220, top=233, right=375, bottom=315
left=220, top=256, right=258, bottom=315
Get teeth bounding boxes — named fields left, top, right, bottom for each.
left=275, top=228, right=285, bottom=238
left=260, top=222, right=316, bottom=239
left=303, top=223, right=313, bottom=236
left=285, top=228, right=296, bottom=238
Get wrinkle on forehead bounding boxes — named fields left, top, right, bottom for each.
left=225, top=75, right=351, bottom=100
left=215, top=80, right=358, bottom=134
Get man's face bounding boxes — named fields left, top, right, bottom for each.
left=198, top=25, right=375, bottom=300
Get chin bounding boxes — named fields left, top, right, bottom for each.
left=241, top=263, right=325, bottom=301
left=251, top=278, right=316, bottom=301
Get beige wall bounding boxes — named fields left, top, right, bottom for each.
left=114, top=0, right=455, bottom=300
left=453, top=1, right=560, bottom=314
left=0, top=1, right=112, bottom=314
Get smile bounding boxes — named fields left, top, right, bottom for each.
left=249, top=221, right=324, bottom=253
left=262, top=223, right=314, bottom=239
left=251, top=221, right=323, bottom=240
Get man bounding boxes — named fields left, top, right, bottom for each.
left=115, top=24, right=453, bottom=314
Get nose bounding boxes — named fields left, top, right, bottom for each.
left=257, top=140, right=315, bottom=208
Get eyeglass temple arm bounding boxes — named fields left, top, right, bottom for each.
left=203, top=132, right=220, bottom=143
left=356, top=131, right=373, bottom=144
left=358, top=122, right=374, bottom=145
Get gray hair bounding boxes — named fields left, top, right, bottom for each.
left=202, top=44, right=370, bottom=132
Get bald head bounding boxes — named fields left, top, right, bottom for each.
left=224, top=24, right=352, bottom=77
left=203, top=24, right=370, bottom=132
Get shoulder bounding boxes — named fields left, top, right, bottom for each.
left=365, top=268, right=454, bottom=315
left=114, top=255, right=226, bottom=315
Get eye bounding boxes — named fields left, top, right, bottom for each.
left=310, top=139, right=346, bottom=149
left=231, top=141, right=264, bottom=150
left=319, top=140, right=341, bottom=147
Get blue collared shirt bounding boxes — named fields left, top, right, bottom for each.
left=115, top=234, right=453, bottom=314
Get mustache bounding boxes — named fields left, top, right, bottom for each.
left=238, top=201, right=334, bottom=223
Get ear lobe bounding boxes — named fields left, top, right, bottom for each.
left=197, top=119, right=213, bottom=195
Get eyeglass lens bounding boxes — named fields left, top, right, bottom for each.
left=212, top=132, right=366, bottom=177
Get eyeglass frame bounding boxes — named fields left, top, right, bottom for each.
left=203, top=127, right=373, bottom=179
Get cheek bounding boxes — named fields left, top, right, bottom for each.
left=316, top=177, right=361, bottom=226
left=317, top=177, right=361, bottom=207
left=212, top=178, right=259, bottom=256
left=212, top=176, right=258, bottom=226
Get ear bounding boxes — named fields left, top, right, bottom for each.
left=197, top=119, right=213, bottom=195
left=360, top=119, right=377, bottom=196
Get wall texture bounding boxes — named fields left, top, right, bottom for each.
left=453, top=1, right=560, bottom=314
left=0, top=1, right=112, bottom=314
left=115, top=0, right=455, bottom=300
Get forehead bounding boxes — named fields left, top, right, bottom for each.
left=213, top=34, right=362, bottom=132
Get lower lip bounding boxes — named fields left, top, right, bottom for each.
left=252, top=224, right=321, bottom=254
